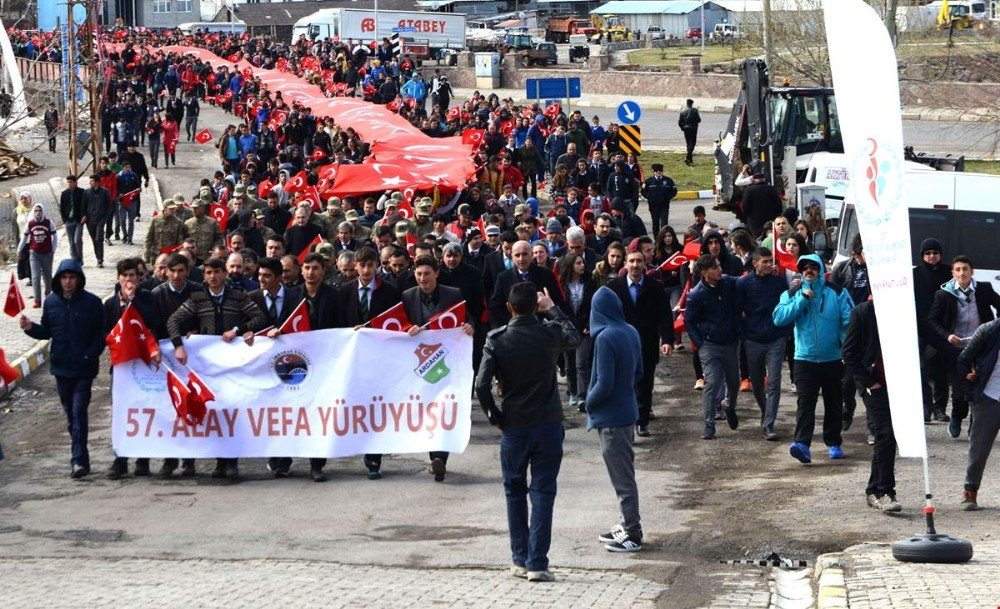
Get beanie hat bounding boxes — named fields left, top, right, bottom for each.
left=920, top=238, right=942, bottom=255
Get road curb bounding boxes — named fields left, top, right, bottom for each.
left=676, top=189, right=714, bottom=200
left=814, top=552, right=849, bottom=608
left=4, top=174, right=164, bottom=391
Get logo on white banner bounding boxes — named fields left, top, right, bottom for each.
left=274, top=350, right=311, bottom=387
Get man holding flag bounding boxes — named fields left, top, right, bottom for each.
left=19, top=259, right=105, bottom=478
left=403, top=255, right=474, bottom=483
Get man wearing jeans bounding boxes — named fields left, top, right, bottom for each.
left=686, top=254, right=741, bottom=440
left=736, top=248, right=791, bottom=440
left=773, top=254, right=854, bottom=464
left=476, top=283, right=581, bottom=583
left=58, top=175, right=85, bottom=264
left=20, top=259, right=105, bottom=478
left=957, top=316, right=1000, bottom=511
left=585, top=287, right=644, bottom=552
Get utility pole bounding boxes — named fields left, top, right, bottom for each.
left=763, top=0, right=773, bottom=69
left=67, top=0, right=78, bottom=176
left=85, top=0, right=100, bottom=174
left=884, top=0, right=899, bottom=48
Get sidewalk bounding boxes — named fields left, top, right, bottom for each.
left=817, top=540, right=1000, bottom=608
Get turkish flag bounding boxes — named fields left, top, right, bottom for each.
left=271, top=110, right=288, bottom=125
left=682, top=240, right=702, bottom=260
left=397, top=198, right=414, bottom=219
left=257, top=178, right=273, bottom=198
left=404, top=232, right=419, bottom=256
left=405, top=98, right=417, bottom=110
left=120, top=188, right=140, bottom=209
left=278, top=299, right=311, bottom=334
left=461, top=129, right=485, bottom=147
left=209, top=203, right=230, bottom=232
left=194, top=128, right=213, bottom=144
left=234, top=102, right=245, bottom=118
left=4, top=274, right=25, bottom=317
left=368, top=302, right=412, bottom=332
left=160, top=244, right=183, bottom=255
left=309, top=147, right=327, bottom=161
left=544, top=102, right=561, bottom=120
left=476, top=217, right=487, bottom=237
left=659, top=251, right=690, bottom=272
left=166, top=367, right=193, bottom=423
left=0, top=347, right=20, bottom=389
left=298, top=186, right=322, bottom=212
left=277, top=57, right=288, bottom=71
left=227, top=53, right=241, bottom=63
left=387, top=98, right=402, bottom=113
left=447, top=106, right=461, bottom=121
left=424, top=300, right=466, bottom=330
left=105, top=303, right=160, bottom=366
left=285, top=171, right=308, bottom=193
left=499, top=119, right=514, bottom=138
left=242, top=67, right=253, bottom=80
left=773, top=226, right=798, bottom=272
left=297, top=234, right=324, bottom=264
left=185, top=370, right=214, bottom=425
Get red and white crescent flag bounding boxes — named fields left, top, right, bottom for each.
left=682, top=240, right=702, bottom=259
left=310, top=147, right=327, bottom=161
left=368, top=301, right=412, bottom=332
left=297, top=234, right=324, bottom=264
left=166, top=367, right=193, bottom=423
left=658, top=251, right=690, bottom=272
left=397, top=198, right=414, bottom=219
left=105, top=303, right=160, bottom=366
left=298, top=186, right=322, bottom=212
left=447, top=106, right=461, bottom=121
left=424, top=300, right=466, bottom=330
left=194, top=128, right=213, bottom=144
left=183, top=370, right=213, bottom=425
left=461, top=129, right=485, bottom=147
left=773, top=226, right=798, bottom=271
left=4, top=273, right=26, bottom=317
left=285, top=171, right=308, bottom=193
left=257, top=178, right=273, bottom=199
left=209, top=202, right=230, bottom=232
left=544, top=102, right=561, bottom=120
left=120, top=188, right=140, bottom=209
left=278, top=299, right=312, bottom=334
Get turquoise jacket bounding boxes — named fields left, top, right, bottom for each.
left=772, top=253, right=854, bottom=363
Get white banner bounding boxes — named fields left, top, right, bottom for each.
left=112, top=329, right=473, bottom=458
left=824, top=0, right=927, bottom=458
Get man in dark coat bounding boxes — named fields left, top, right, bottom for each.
left=489, top=241, right=565, bottom=329
left=678, top=98, right=701, bottom=165
left=739, top=173, right=782, bottom=239
left=912, top=237, right=951, bottom=422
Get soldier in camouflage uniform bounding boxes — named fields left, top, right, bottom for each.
left=184, top=199, right=224, bottom=259
left=144, top=200, right=190, bottom=263
left=413, top=198, right=435, bottom=239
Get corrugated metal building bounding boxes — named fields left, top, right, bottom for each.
left=589, top=0, right=729, bottom=35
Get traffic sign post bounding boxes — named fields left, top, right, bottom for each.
left=617, top=101, right=641, bottom=125
left=526, top=77, right=582, bottom=114
left=619, top=124, right=642, bottom=156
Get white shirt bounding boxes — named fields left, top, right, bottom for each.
left=357, top=277, right=377, bottom=302
left=264, top=285, right=285, bottom=317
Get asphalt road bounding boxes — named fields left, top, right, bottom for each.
left=586, top=106, right=1000, bottom=158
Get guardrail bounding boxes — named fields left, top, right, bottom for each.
left=15, top=57, right=91, bottom=84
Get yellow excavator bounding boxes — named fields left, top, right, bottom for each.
left=590, top=14, right=628, bottom=43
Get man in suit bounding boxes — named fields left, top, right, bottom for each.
left=489, top=241, right=565, bottom=329
left=403, top=255, right=474, bottom=482
left=481, top=231, right=517, bottom=305
left=440, top=242, right=486, bottom=376
left=607, top=242, right=674, bottom=436
left=249, top=256, right=305, bottom=333
left=337, top=246, right=401, bottom=480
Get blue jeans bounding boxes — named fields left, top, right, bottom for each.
left=55, top=376, right=93, bottom=469
left=500, top=421, right=564, bottom=572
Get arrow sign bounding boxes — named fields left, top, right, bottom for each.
left=617, top=101, right=641, bottom=125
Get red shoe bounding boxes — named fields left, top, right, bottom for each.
left=740, top=378, right=752, bottom=392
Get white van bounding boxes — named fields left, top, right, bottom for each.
left=177, top=21, right=247, bottom=35
left=925, top=0, right=990, bottom=22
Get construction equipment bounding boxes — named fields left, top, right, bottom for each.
left=545, top=16, right=597, bottom=44
left=590, top=14, right=627, bottom=43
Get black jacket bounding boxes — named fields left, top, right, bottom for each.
left=928, top=281, right=1000, bottom=358
left=121, top=149, right=149, bottom=182
left=740, top=183, right=783, bottom=238
left=402, top=284, right=465, bottom=327
left=959, top=318, right=1000, bottom=403
left=558, top=276, right=598, bottom=332
left=166, top=286, right=267, bottom=346
left=641, top=174, right=677, bottom=208
left=249, top=286, right=305, bottom=328
left=913, top=261, right=950, bottom=337
left=149, top=280, right=203, bottom=340
left=336, top=277, right=400, bottom=326
left=475, top=307, right=581, bottom=429
left=607, top=274, right=674, bottom=359
left=843, top=300, right=885, bottom=390
left=489, top=265, right=566, bottom=328
left=303, top=283, right=340, bottom=329
left=481, top=250, right=512, bottom=302
left=59, top=186, right=86, bottom=224
left=439, top=262, right=485, bottom=327
left=82, top=186, right=113, bottom=223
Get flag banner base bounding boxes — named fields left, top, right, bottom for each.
left=892, top=534, right=973, bottom=564
left=112, top=328, right=473, bottom=459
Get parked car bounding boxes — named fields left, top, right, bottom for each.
left=522, top=42, right=558, bottom=67
left=685, top=27, right=702, bottom=40
left=568, top=34, right=590, bottom=62
left=646, top=26, right=665, bottom=40
left=710, top=23, right=741, bottom=42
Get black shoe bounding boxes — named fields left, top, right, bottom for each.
left=604, top=531, right=642, bottom=553
left=97, top=262, right=104, bottom=268
left=133, top=460, right=151, bottom=476
left=211, top=464, right=227, bottom=479
left=158, top=461, right=177, bottom=478
left=431, top=457, right=446, bottom=482
left=933, top=410, right=951, bottom=422
left=107, top=461, right=127, bottom=480
left=764, top=426, right=778, bottom=441
left=225, top=465, right=240, bottom=480
left=636, top=426, right=650, bottom=437
left=180, top=460, right=196, bottom=477
left=106, top=238, right=114, bottom=246
left=714, top=411, right=726, bottom=421
left=725, top=407, right=739, bottom=431
left=364, top=457, right=381, bottom=480
left=311, top=467, right=328, bottom=482
left=842, top=412, right=854, bottom=432
left=598, top=524, right=625, bottom=544
left=71, top=464, right=90, bottom=479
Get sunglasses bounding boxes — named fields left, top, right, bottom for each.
left=923, top=250, right=941, bottom=256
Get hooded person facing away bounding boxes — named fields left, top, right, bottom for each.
left=585, top=287, right=645, bottom=553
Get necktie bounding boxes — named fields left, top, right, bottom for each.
left=630, top=283, right=639, bottom=304
left=521, top=272, right=530, bottom=282
left=360, top=286, right=370, bottom=320
left=505, top=257, right=512, bottom=270
left=212, top=294, right=223, bottom=309
left=267, top=295, right=278, bottom=320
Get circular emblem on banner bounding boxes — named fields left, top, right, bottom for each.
left=273, top=350, right=311, bottom=387
left=851, top=137, right=902, bottom=226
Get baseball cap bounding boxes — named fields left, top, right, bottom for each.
left=514, top=203, right=529, bottom=216
left=344, top=209, right=360, bottom=221
left=485, top=225, right=501, bottom=236
left=458, top=203, right=472, bottom=216
left=394, top=221, right=410, bottom=236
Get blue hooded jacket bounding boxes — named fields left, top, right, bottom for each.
left=24, top=259, right=105, bottom=378
left=772, top=253, right=854, bottom=363
left=586, top=287, right=643, bottom=430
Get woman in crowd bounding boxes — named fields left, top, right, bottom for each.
left=557, top=251, right=597, bottom=411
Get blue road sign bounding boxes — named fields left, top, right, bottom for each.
left=617, top=101, right=641, bottom=125
left=525, top=78, right=582, bottom=100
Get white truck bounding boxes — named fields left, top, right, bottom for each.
left=292, top=9, right=467, bottom=57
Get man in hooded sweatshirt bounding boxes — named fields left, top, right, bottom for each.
left=586, top=287, right=645, bottom=552
left=772, top=254, right=854, bottom=464
left=912, top=237, right=951, bottom=423
left=20, top=259, right=105, bottom=478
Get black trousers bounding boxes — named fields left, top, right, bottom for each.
left=792, top=359, right=844, bottom=447
left=942, top=353, right=971, bottom=421
left=85, top=220, right=104, bottom=264
left=861, top=386, right=896, bottom=498
left=683, top=128, right=697, bottom=162
left=648, top=202, right=670, bottom=236
left=920, top=347, right=949, bottom=417
left=636, top=351, right=659, bottom=427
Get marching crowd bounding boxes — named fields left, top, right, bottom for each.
left=10, top=26, right=1000, bottom=579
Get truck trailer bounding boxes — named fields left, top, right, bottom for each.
left=292, top=9, right=467, bottom=56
